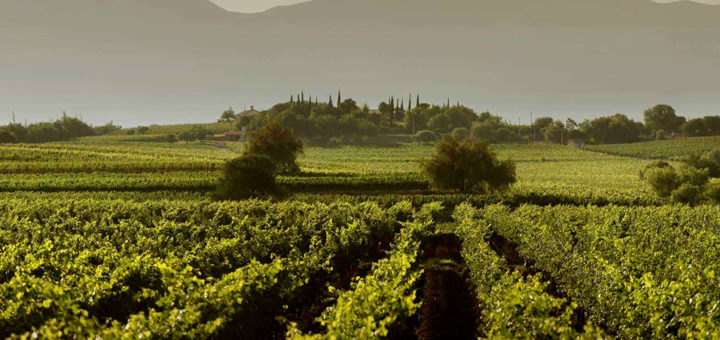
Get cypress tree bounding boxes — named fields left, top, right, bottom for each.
left=417, top=94, right=420, bottom=108
left=301, top=91, right=305, bottom=103
left=408, top=94, right=412, bottom=112
left=389, top=97, right=395, bottom=125
left=329, top=95, right=334, bottom=108
left=337, top=90, right=342, bottom=107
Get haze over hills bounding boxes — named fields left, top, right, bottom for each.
left=1, top=0, right=719, bottom=126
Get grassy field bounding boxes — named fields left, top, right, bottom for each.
left=585, top=136, right=720, bottom=159
left=1, top=137, right=717, bottom=338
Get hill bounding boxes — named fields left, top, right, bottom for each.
left=1, top=0, right=719, bottom=125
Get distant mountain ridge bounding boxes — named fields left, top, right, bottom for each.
left=0, top=0, right=718, bottom=126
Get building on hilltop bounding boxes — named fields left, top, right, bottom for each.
left=237, top=106, right=260, bottom=119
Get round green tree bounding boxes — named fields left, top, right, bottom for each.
left=422, top=136, right=516, bottom=193
left=214, top=154, right=280, bottom=200
left=244, top=120, right=304, bottom=174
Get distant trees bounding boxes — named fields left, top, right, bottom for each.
left=0, top=114, right=98, bottom=143
left=423, top=135, right=516, bottom=193
left=178, top=126, right=210, bottom=143
left=220, top=108, right=236, bottom=122
left=94, top=122, right=122, bottom=135
left=644, top=104, right=686, bottom=134
left=235, top=96, right=720, bottom=146
left=414, top=130, right=437, bottom=143
left=579, top=114, right=645, bottom=144
left=470, top=112, right=519, bottom=143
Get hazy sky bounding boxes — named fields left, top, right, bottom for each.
left=209, top=0, right=720, bottom=13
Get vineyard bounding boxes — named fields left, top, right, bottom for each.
left=586, top=136, right=720, bottom=160
left=0, top=141, right=656, bottom=205
left=1, top=138, right=719, bottom=338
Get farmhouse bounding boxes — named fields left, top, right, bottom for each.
left=237, top=106, right=260, bottom=118
left=567, top=139, right=586, bottom=149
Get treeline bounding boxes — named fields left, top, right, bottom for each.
left=237, top=94, right=720, bottom=145
left=0, top=114, right=121, bottom=143
left=237, top=92, right=381, bottom=144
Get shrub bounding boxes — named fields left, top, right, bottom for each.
left=678, top=165, right=710, bottom=187
left=451, top=127, right=469, bottom=141
left=244, top=120, right=303, bottom=174
left=422, top=135, right=516, bottom=193
left=705, top=182, right=720, bottom=203
left=644, top=167, right=680, bottom=198
left=655, top=129, right=665, bottom=140
left=671, top=183, right=702, bottom=205
left=639, top=161, right=671, bottom=180
left=214, top=155, right=280, bottom=200
left=414, top=130, right=437, bottom=143
left=683, top=150, right=720, bottom=178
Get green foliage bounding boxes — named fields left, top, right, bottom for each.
left=178, top=126, right=210, bottom=143
left=244, top=120, right=304, bottom=174
left=704, top=181, right=720, bottom=203
left=671, top=183, right=703, bottom=205
left=0, top=115, right=97, bottom=143
left=586, top=136, right=720, bottom=159
left=0, top=199, right=415, bottom=338
left=655, top=129, right=666, bottom=140
left=580, top=113, right=646, bottom=144
left=220, top=108, right=236, bottom=122
left=423, top=136, right=516, bottom=193
left=291, top=202, right=441, bottom=340
left=450, top=127, right=469, bottom=141
left=683, top=150, right=720, bottom=178
left=644, top=104, right=686, bottom=133
left=214, top=155, right=280, bottom=200
left=414, top=130, right=437, bottom=143
left=681, top=118, right=707, bottom=136
left=453, top=204, right=602, bottom=338
left=483, top=204, right=720, bottom=338
left=93, top=122, right=122, bottom=135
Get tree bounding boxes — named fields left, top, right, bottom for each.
left=451, top=127, right=469, bottom=141
left=423, top=136, right=516, bottom=193
left=214, top=154, right=280, bottom=200
left=703, top=116, right=720, bottom=135
left=580, top=114, right=645, bottom=144
left=136, top=126, right=150, bottom=135
left=428, top=114, right=452, bottom=133
left=414, top=130, right=437, bottom=143
left=543, top=121, right=566, bottom=144
left=681, top=118, right=707, bottom=136
left=94, top=122, right=122, bottom=135
left=178, top=126, right=209, bottom=143
left=0, top=129, right=14, bottom=143
left=644, top=104, right=686, bottom=133
left=220, top=108, right=236, bottom=122
left=338, top=99, right=358, bottom=114
left=533, top=117, right=554, bottom=132
left=244, top=120, right=304, bottom=174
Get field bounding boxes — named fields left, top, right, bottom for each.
left=1, top=136, right=718, bottom=338
left=586, top=136, right=720, bottom=159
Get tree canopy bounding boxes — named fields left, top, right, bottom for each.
left=423, top=135, right=516, bottom=193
